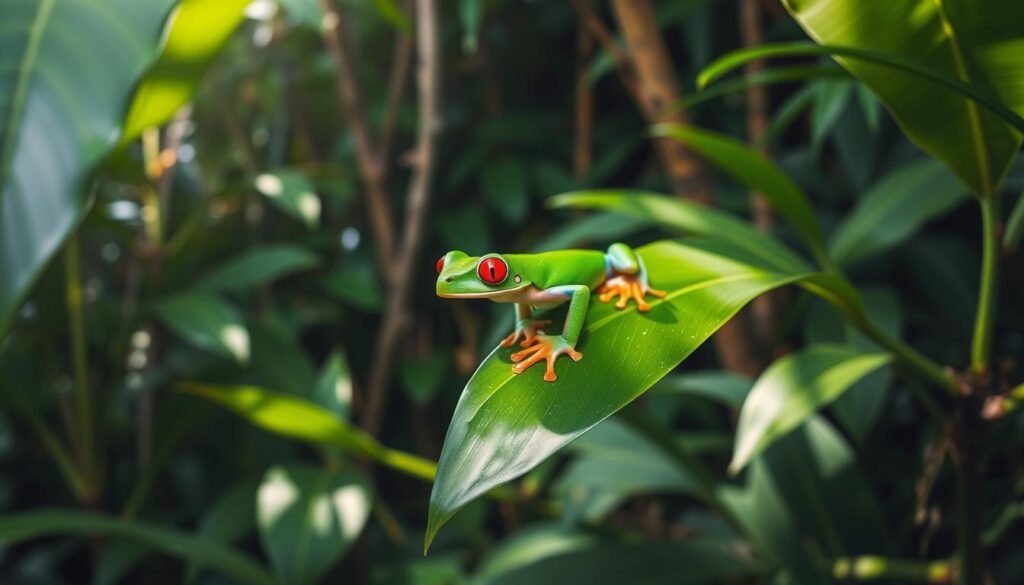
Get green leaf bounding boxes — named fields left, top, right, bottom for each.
left=399, top=351, right=449, bottom=404
left=811, top=80, right=852, bottom=150
left=319, top=260, right=383, bottom=312
left=829, top=159, right=968, bottom=267
left=313, top=351, right=353, bottom=420
left=0, top=509, right=273, bottom=585
left=0, top=0, right=175, bottom=335
left=94, top=538, right=149, bottom=585
left=474, top=525, right=761, bottom=585
left=186, top=479, right=259, bottom=582
left=121, top=0, right=250, bottom=144
left=257, top=464, right=371, bottom=585
left=721, top=415, right=889, bottom=582
left=706, top=7, right=1024, bottom=195
left=154, top=293, right=250, bottom=363
left=650, top=370, right=752, bottom=408
left=370, top=0, right=412, bottom=32
left=729, top=345, right=892, bottom=473
left=426, top=240, right=819, bottom=550
left=181, top=383, right=437, bottom=481
left=550, top=190, right=811, bottom=274
left=554, top=418, right=699, bottom=522
left=194, top=245, right=320, bottom=292
left=254, top=170, right=321, bottom=229
left=678, top=64, right=848, bottom=110
left=653, top=125, right=827, bottom=263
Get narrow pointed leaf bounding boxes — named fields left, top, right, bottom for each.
left=254, top=170, right=321, bottom=229
left=0, top=0, right=175, bottom=335
left=653, top=124, right=827, bottom=262
left=194, top=245, right=320, bottom=293
left=426, top=240, right=822, bottom=550
left=729, top=345, right=892, bottom=473
left=830, top=158, right=968, bottom=267
left=181, top=383, right=437, bottom=481
left=121, top=0, right=250, bottom=144
left=154, top=294, right=250, bottom=363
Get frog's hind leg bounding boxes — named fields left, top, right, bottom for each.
left=598, top=243, right=666, bottom=312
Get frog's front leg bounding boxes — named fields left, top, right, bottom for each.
left=598, top=242, right=666, bottom=312
left=510, top=286, right=587, bottom=382
left=500, top=303, right=552, bottom=348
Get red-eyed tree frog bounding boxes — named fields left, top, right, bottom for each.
left=436, top=243, right=665, bottom=382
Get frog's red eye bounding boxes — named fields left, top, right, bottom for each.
left=436, top=256, right=445, bottom=274
left=477, top=257, right=508, bottom=285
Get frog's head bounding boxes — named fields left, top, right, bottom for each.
left=435, top=251, right=530, bottom=299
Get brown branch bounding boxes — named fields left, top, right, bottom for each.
left=320, top=0, right=397, bottom=273
left=741, top=0, right=783, bottom=348
left=362, top=0, right=442, bottom=437
left=574, top=1, right=594, bottom=179
left=609, top=0, right=765, bottom=377
left=377, top=8, right=414, bottom=169
left=569, top=0, right=639, bottom=102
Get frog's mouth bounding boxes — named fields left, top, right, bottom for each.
left=437, top=283, right=531, bottom=300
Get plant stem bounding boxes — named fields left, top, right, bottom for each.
left=953, top=402, right=984, bottom=585
left=854, top=315, right=959, bottom=396
left=832, top=555, right=952, bottom=582
left=971, top=195, right=1000, bottom=375
left=65, top=236, right=97, bottom=503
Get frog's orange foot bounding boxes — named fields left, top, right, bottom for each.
left=597, top=275, right=667, bottom=312
left=510, top=334, right=582, bottom=382
left=500, top=319, right=552, bottom=348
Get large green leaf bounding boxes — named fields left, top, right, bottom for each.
left=121, top=0, right=250, bottom=143
left=181, top=383, right=437, bottom=481
left=257, top=464, right=371, bottom=585
left=0, top=0, right=175, bottom=335
left=426, top=240, right=821, bottom=550
left=254, top=170, right=321, bottom=229
left=653, top=124, right=827, bottom=262
left=0, top=509, right=273, bottom=585
left=729, top=344, right=892, bottom=473
left=779, top=1, right=1024, bottom=196
left=830, top=158, right=968, bottom=267
left=153, top=293, right=250, bottom=363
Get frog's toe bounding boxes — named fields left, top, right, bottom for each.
left=509, top=335, right=582, bottom=382
left=599, top=275, right=665, bottom=312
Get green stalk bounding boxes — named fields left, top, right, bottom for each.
left=832, top=556, right=951, bottom=582
left=65, top=236, right=97, bottom=503
left=851, top=313, right=959, bottom=397
left=971, top=195, right=1000, bottom=375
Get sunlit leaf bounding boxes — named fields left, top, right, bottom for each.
left=426, top=240, right=825, bottom=550
left=0, top=509, right=273, bottom=585
left=254, top=170, right=321, bottom=229
left=653, top=125, right=827, bottom=263
left=121, top=0, right=250, bottom=143
left=154, top=293, right=250, bottom=363
left=729, top=345, right=892, bottom=473
left=194, top=245, right=320, bottom=292
left=313, top=351, right=353, bottom=420
left=257, top=464, right=371, bottom=585
left=0, top=0, right=175, bottom=335
left=181, top=383, right=437, bottom=481
left=829, top=158, right=968, bottom=267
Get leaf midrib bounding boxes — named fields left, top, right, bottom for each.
left=0, top=0, right=56, bottom=188
left=932, top=0, right=993, bottom=195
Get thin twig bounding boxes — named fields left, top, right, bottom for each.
left=320, top=0, right=397, bottom=273
left=574, top=1, right=595, bottom=179
left=569, top=0, right=639, bottom=101
left=362, top=0, right=442, bottom=437
left=377, top=4, right=414, bottom=169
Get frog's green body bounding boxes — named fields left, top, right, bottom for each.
left=436, top=243, right=664, bottom=381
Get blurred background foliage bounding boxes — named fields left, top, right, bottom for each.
left=0, top=0, right=1023, bottom=583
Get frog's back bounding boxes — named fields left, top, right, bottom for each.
left=507, top=250, right=606, bottom=290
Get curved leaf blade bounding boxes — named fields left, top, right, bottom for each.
left=0, top=0, right=175, bottom=335
left=257, top=464, right=371, bottom=585
left=194, top=245, right=320, bottom=293
left=729, top=345, right=892, bottom=473
left=121, top=0, right=250, bottom=143
left=829, top=158, right=968, bottom=267
left=426, top=240, right=817, bottom=550
left=653, top=124, right=827, bottom=263
left=0, top=509, right=273, bottom=585
left=154, top=293, right=250, bottom=363
left=550, top=191, right=811, bottom=273
left=181, top=383, right=437, bottom=481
